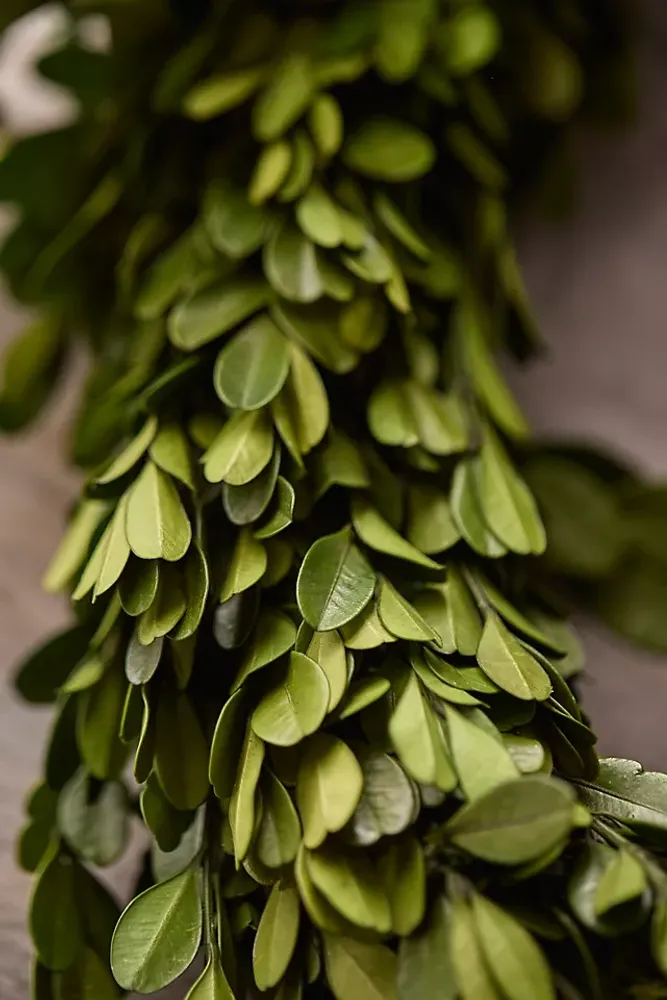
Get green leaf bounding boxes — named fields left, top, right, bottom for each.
left=14, top=625, right=91, bottom=705
left=342, top=233, right=394, bottom=284
left=307, top=629, right=349, bottom=710
left=150, top=422, right=195, bottom=489
left=450, top=459, right=507, bottom=559
left=203, top=179, right=270, bottom=259
left=472, top=895, right=555, bottom=1000
left=308, top=847, right=391, bottom=933
left=204, top=410, right=274, bottom=485
left=595, top=850, right=647, bottom=915
left=502, top=735, right=547, bottom=774
left=271, top=338, right=330, bottom=459
left=374, top=192, right=430, bottom=260
left=379, top=835, right=426, bottom=936
left=78, top=667, right=127, bottom=780
left=340, top=294, right=388, bottom=353
left=58, top=769, right=128, bottom=867
left=183, top=67, right=265, bottom=120
left=297, top=528, right=376, bottom=631
left=230, top=725, right=265, bottom=862
left=126, top=631, right=163, bottom=684
left=575, top=758, right=667, bottom=840
left=169, top=277, right=270, bottom=351
left=252, top=652, right=330, bottom=746
left=397, top=897, right=456, bottom=1000
left=351, top=749, right=416, bottom=846
left=352, top=496, right=442, bottom=569
left=342, top=600, right=397, bottom=650
left=473, top=573, right=565, bottom=655
left=215, top=315, right=290, bottom=411
left=209, top=690, right=247, bottom=800
left=53, top=946, right=121, bottom=1000
left=186, top=954, right=235, bottom=999
left=249, top=140, right=293, bottom=205
left=253, top=882, right=301, bottom=990
left=220, top=529, right=267, bottom=602
left=418, top=570, right=481, bottom=656
left=95, top=416, right=158, bottom=484
left=323, top=934, right=398, bottom=1000
left=378, top=578, right=439, bottom=642
left=30, top=853, right=83, bottom=971
left=264, top=222, right=324, bottom=303
left=446, top=775, right=576, bottom=864
left=441, top=6, right=501, bottom=76
left=444, top=704, right=519, bottom=801
left=479, top=429, right=546, bottom=555
left=279, top=129, right=316, bottom=202
left=273, top=300, right=358, bottom=374
left=73, top=493, right=131, bottom=601
left=126, top=462, right=192, bottom=562
left=297, top=734, right=364, bottom=848
left=296, top=184, right=344, bottom=248
left=450, top=898, right=503, bottom=1000
left=344, top=118, right=436, bottom=182
left=173, top=543, right=210, bottom=640
left=410, top=650, right=482, bottom=706
left=256, top=771, right=301, bottom=868
left=652, top=899, right=667, bottom=977
left=255, top=477, right=295, bottom=539
left=43, top=499, right=111, bottom=594
left=295, top=843, right=354, bottom=935
left=155, top=692, right=209, bottom=811
left=120, top=558, right=160, bottom=617
left=477, top=614, right=552, bottom=701
left=389, top=671, right=456, bottom=789
left=223, top=448, right=281, bottom=526
left=234, top=610, right=297, bottom=691
left=0, top=316, right=64, bottom=433
left=337, top=676, right=391, bottom=719
left=308, top=94, right=344, bottom=159
left=111, top=866, right=202, bottom=993
left=253, top=53, right=315, bottom=142
left=407, top=484, right=460, bottom=554
left=140, top=775, right=193, bottom=853
left=137, top=563, right=186, bottom=643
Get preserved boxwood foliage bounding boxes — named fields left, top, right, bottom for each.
left=3, top=2, right=667, bottom=999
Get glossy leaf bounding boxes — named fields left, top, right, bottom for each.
left=576, top=758, right=667, bottom=839
left=186, top=954, right=235, bottom=1000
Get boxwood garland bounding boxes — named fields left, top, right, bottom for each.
left=3, top=2, right=667, bottom=999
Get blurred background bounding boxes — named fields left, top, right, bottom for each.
left=0, top=0, right=666, bottom=993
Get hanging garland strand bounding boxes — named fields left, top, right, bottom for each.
left=3, top=2, right=666, bottom=999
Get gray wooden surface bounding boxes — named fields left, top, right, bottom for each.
left=1, top=2, right=667, bottom=994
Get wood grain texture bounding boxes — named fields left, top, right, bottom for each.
left=1, top=2, right=667, bottom=994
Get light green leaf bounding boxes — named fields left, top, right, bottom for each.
left=450, top=459, right=507, bottom=558
left=307, top=629, right=349, bottom=710
left=297, top=734, right=363, bottom=848
left=126, top=461, right=192, bottom=562
left=204, top=410, right=274, bottom=485
left=253, top=882, right=301, bottom=990
left=308, top=848, right=391, bottom=933
left=374, top=192, right=430, bottom=260
left=575, top=758, right=667, bottom=840
left=150, top=422, right=195, bottom=489
left=203, top=179, right=270, bottom=259
left=341, top=601, right=397, bottom=650
left=136, top=563, right=187, bottom=644
left=375, top=0, right=432, bottom=82
left=378, top=578, right=438, bottom=642
left=344, top=118, right=436, bottom=182
left=407, top=383, right=468, bottom=456
left=111, top=866, right=202, bottom=993
left=502, top=735, right=547, bottom=774
left=220, top=529, right=267, bottom=602
left=271, top=338, right=330, bottom=460
left=249, top=140, right=293, bottom=205
left=410, top=650, right=482, bottom=706
left=296, top=184, right=344, bottom=248
left=368, top=379, right=418, bottom=447
left=446, top=775, right=576, bottom=865
left=169, top=277, right=270, bottom=351
left=252, top=652, right=329, bottom=746
left=255, top=477, right=295, bottom=539
left=340, top=294, right=387, bottom=353
left=273, top=300, right=358, bottom=374
left=70, top=500, right=126, bottom=603
left=479, top=429, right=546, bottom=555
left=477, top=614, right=552, bottom=701
left=444, top=704, right=519, bottom=801
left=595, top=850, right=647, bottom=915
left=30, top=852, right=83, bottom=971
left=173, top=543, right=210, bottom=640
left=183, top=67, right=265, bottom=120
left=234, top=610, right=297, bottom=691
left=389, top=671, right=456, bottom=789
left=96, top=415, right=158, bottom=484
left=407, top=484, right=460, bottom=554
left=351, top=749, right=416, bottom=846
left=297, top=528, right=376, bottom=631
left=472, top=895, right=555, bottom=1000
left=397, top=897, right=457, bottom=1000
left=186, top=954, right=235, bottom=999
left=450, top=898, right=502, bottom=1000
left=378, top=835, right=426, bottom=937
left=256, top=771, right=301, bottom=869
left=279, top=129, right=315, bottom=202
left=253, top=53, right=315, bottom=142
left=230, top=725, right=265, bottom=862
left=215, top=315, right=290, bottom=411
left=338, top=676, right=391, bottom=720
left=155, top=692, right=209, bottom=811
left=308, top=94, right=344, bottom=158
left=120, top=558, right=160, bottom=617
left=412, top=578, right=481, bottom=658
left=352, top=496, right=442, bottom=569
left=323, top=934, right=398, bottom=1000
left=473, top=573, right=565, bottom=655
left=43, top=499, right=111, bottom=594
left=264, top=223, right=324, bottom=303
left=295, top=843, right=354, bottom=935
left=314, top=431, right=369, bottom=499
left=341, top=233, right=394, bottom=284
